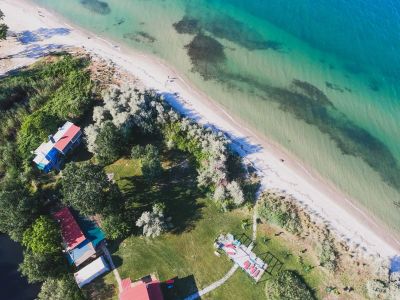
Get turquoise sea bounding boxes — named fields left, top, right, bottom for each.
left=32, top=0, right=400, bottom=234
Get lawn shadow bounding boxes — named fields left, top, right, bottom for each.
left=119, top=148, right=204, bottom=233
left=82, top=275, right=115, bottom=300
left=162, top=274, right=200, bottom=300
left=7, top=44, right=69, bottom=59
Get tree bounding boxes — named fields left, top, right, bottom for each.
left=136, top=203, right=167, bottom=238
left=22, top=216, right=61, bottom=255
left=61, top=162, right=120, bottom=216
left=101, top=214, right=131, bottom=240
left=38, top=275, right=84, bottom=300
left=131, top=144, right=162, bottom=181
left=94, top=121, right=124, bottom=165
left=226, top=181, right=244, bottom=205
left=0, top=10, right=8, bottom=40
left=19, top=250, right=66, bottom=283
left=0, top=184, right=38, bottom=241
left=265, top=270, right=315, bottom=300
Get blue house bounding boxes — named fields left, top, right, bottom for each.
left=33, top=121, right=82, bottom=172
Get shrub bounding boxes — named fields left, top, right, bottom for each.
left=366, top=279, right=388, bottom=299
left=101, top=214, right=131, bottom=240
left=136, top=203, right=168, bottom=238
left=318, top=237, right=337, bottom=272
left=265, top=270, right=315, bottom=300
left=257, top=191, right=302, bottom=234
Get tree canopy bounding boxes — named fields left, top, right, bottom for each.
left=264, top=270, right=315, bottom=300
left=131, top=144, right=162, bottom=181
left=61, top=162, right=120, bottom=216
left=38, top=275, right=84, bottom=300
left=0, top=184, right=38, bottom=241
left=19, top=250, right=66, bottom=283
left=94, top=121, right=124, bottom=165
left=22, top=216, right=61, bottom=255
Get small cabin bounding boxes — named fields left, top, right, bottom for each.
left=33, top=121, right=82, bottom=172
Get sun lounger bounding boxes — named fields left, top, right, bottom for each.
left=225, top=244, right=235, bottom=249
left=250, top=267, right=256, bottom=274
left=253, top=270, right=260, bottom=278
left=226, top=251, right=235, bottom=255
left=243, top=261, right=250, bottom=269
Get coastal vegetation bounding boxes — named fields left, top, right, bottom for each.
left=264, top=270, right=315, bottom=300
left=0, top=9, right=7, bottom=40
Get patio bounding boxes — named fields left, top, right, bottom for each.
left=215, top=233, right=267, bottom=282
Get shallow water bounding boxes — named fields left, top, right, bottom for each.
left=32, top=0, right=400, bottom=233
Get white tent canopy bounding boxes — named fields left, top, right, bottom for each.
left=74, top=256, right=110, bottom=288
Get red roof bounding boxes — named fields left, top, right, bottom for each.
left=53, top=207, right=86, bottom=250
left=119, top=279, right=164, bottom=300
left=54, top=124, right=81, bottom=152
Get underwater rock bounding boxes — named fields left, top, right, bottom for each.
left=291, top=79, right=333, bottom=107
left=173, top=17, right=200, bottom=34
left=123, top=31, right=156, bottom=43
left=185, top=33, right=226, bottom=80
left=80, top=0, right=111, bottom=15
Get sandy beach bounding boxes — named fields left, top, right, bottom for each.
left=1, top=0, right=399, bottom=259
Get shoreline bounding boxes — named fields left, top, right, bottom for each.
left=1, top=0, right=399, bottom=258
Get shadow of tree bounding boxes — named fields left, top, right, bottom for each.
left=162, top=274, right=200, bottom=300
left=122, top=149, right=204, bottom=234
left=17, top=28, right=71, bottom=44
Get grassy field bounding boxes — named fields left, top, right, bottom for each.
left=91, top=149, right=326, bottom=299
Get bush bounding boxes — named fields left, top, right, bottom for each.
left=38, top=275, right=84, bottom=300
left=318, top=237, right=337, bottom=272
left=136, top=203, right=168, bottom=238
left=265, top=270, right=315, bottom=300
left=257, top=191, right=302, bottom=234
left=101, top=214, right=131, bottom=240
left=22, top=216, right=61, bottom=255
left=366, top=279, right=388, bottom=299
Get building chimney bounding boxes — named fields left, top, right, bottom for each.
left=48, top=135, right=55, bottom=143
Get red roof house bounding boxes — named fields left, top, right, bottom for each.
left=54, top=207, right=86, bottom=250
left=53, top=122, right=82, bottom=154
left=119, top=277, right=164, bottom=300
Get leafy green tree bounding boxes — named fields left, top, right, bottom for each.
left=131, top=144, right=162, bottom=181
left=0, top=184, right=38, bottom=241
left=22, top=216, right=61, bottom=255
left=0, top=10, right=8, bottom=40
left=19, top=250, right=66, bottom=283
left=94, top=121, right=124, bottom=165
left=61, top=162, right=120, bottom=216
left=101, top=214, right=131, bottom=240
left=265, top=270, right=315, bottom=300
left=38, top=275, right=84, bottom=300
